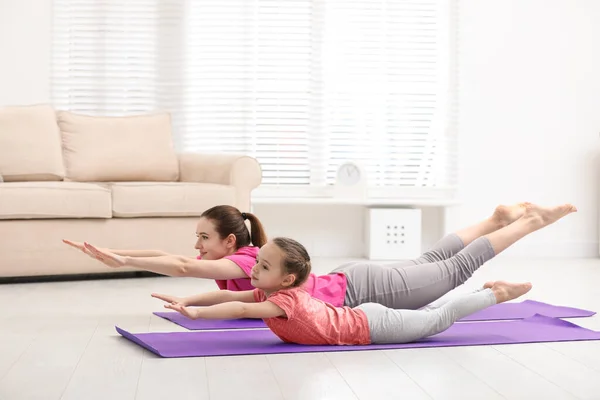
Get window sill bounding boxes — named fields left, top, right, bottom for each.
left=251, top=196, right=460, bottom=207
left=251, top=185, right=460, bottom=207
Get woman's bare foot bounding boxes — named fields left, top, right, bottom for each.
left=522, top=203, right=577, bottom=229
left=483, top=203, right=577, bottom=256
left=490, top=281, right=533, bottom=303
left=453, top=202, right=571, bottom=250
left=492, top=203, right=529, bottom=228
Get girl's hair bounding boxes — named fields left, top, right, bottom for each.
left=200, top=205, right=267, bottom=248
left=272, top=237, right=312, bottom=287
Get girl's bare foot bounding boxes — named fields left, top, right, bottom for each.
left=492, top=203, right=529, bottom=228
left=491, top=281, right=533, bottom=303
left=522, top=203, right=577, bottom=229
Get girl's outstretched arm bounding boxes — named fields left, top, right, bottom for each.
left=166, top=300, right=285, bottom=320
left=82, top=243, right=249, bottom=279
left=152, top=289, right=256, bottom=307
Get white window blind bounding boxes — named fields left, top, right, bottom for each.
left=319, top=0, right=457, bottom=195
left=51, top=0, right=457, bottom=199
left=51, top=0, right=183, bottom=115
left=180, top=0, right=314, bottom=186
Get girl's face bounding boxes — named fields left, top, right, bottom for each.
left=194, top=217, right=236, bottom=260
left=250, top=241, right=296, bottom=292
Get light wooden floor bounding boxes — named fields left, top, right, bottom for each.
left=1, top=256, right=600, bottom=400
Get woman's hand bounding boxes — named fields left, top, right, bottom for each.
left=151, top=293, right=188, bottom=307
left=164, top=303, right=201, bottom=319
left=82, top=243, right=127, bottom=268
left=63, top=239, right=95, bottom=256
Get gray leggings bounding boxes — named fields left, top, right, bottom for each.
left=333, top=234, right=496, bottom=310
left=355, top=287, right=497, bottom=344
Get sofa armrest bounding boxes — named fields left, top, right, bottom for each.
left=178, top=153, right=262, bottom=210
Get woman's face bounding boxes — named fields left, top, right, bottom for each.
left=194, top=217, right=235, bottom=260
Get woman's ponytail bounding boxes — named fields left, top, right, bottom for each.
left=244, top=212, right=267, bottom=247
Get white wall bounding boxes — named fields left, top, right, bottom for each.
left=450, top=0, right=600, bottom=257
left=1, top=0, right=599, bottom=258
left=0, top=0, right=52, bottom=106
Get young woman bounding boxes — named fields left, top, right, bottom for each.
left=86, top=202, right=575, bottom=346
left=64, top=205, right=267, bottom=291
left=80, top=202, right=576, bottom=315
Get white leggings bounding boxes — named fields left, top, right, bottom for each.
left=355, top=287, right=497, bottom=344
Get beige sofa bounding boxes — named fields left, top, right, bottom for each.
left=0, top=104, right=262, bottom=278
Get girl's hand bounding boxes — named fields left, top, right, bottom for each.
left=164, top=303, right=201, bottom=319
left=151, top=293, right=187, bottom=307
left=83, top=242, right=127, bottom=268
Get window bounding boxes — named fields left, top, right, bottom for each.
left=51, top=1, right=183, bottom=115
left=51, top=0, right=458, bottom=200
left=179, top=1, right=314, bottom=187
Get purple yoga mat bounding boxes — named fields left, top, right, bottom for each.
left=460, top=299, right=595, bottom=321
left=118, top=314, right=600, bottom=358
left=153, top=300, right=596, bottom=331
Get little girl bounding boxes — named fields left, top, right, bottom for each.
left=75, top=202, right=575, bottom=313
left=141, top=237, right=532, bottom=346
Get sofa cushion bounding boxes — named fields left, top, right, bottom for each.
left=57, top=111, right=179, bottom=182
left=110, top=182, right=236, bottom=218
left=0, top=182, right=112, bottom=219
left=0, top=104, right=66, bottom=182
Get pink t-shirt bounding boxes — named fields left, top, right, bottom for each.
left=197, top=246, right=258, bottom=291
left=198, top=246, right=348, bottom=307
left=254, top=287, right=371, bottom=345
left=301, top=272, right=347, bottom=307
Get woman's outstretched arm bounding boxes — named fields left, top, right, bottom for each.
left=82, top=243, right=249, bottom=279
left=63, top=239, right=171, bottom=257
